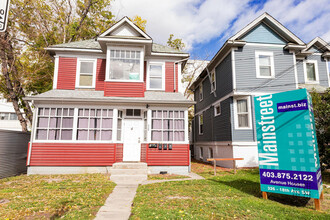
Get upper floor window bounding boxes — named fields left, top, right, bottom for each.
left=214, top=103, right=221, bottom=116
left=147, top=62, right=165, bottom=90
left=304, top=60, right=319, bottom=83
left=199, top=84, right=203, bottom=101
left=211, top=70, right=216, bottom=92
left=76, top=59, right=96, bottom=88
left=255, top=51, right=275, bottom=78
left=234, top=97, right=252, bottom=129
left=109, top=49, right=143, bottom=81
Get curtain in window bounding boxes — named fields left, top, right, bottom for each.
left=306, top=63, right=316, bottom=81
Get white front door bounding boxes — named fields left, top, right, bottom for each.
left=123, top=119, right=143, bottom=161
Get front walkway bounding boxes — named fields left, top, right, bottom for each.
left=94, top=172, right=204, bottom=220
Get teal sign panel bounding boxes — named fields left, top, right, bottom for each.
left=254, top=89, right=322, bottom=199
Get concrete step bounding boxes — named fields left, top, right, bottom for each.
left=110, top=174, right=147, bottom=184
left=112, top=162, right=147, bottom=169
left=109, top=168, right=148, bottom=175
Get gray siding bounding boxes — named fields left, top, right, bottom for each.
left=213, top=98, right=232, bottom=141
left=195, top=53, right=232, bottom=113
left=241, top=23, right=287, bottom=44
left=296, top=54, right=329, bottom=87
left=0, top=130, right=30, bottom=178
left=235, top=45, right=296, bottom=93
left=230, top=96, right=255, bottom=142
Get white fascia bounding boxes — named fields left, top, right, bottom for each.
left=53, top=56, right=59, bottom=89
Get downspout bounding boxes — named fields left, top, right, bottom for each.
left=174, top=57, right=189, bottom=92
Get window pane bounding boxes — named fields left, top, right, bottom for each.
left=306, top=63, right=316, bottom=81
left=150, top=78, right=162, bottom=89
left=110, top=58, right=141, bottom=81
left=36, top=129, right=47, bottom=140
left=78, top=118, right=89, bottom=128
left=101, top=130, right=112, bottom=140
left=238, top=114, right=249, bottom=127
left=80, top=61, right=93, bottom=73
left=77, top=130, right=88, bottom=140
left=150, top=65, right=162, bottom=77
left=174, top=131, right=185, bottom=141
left=79, top=75, right=93, bottom=87
left=126, top=109, right=133, bottom=116
left=151, top=131, right=162, bottom=141
left=37, top=117, right=49, bottom=127
left=62, top=117, right=73, bottom=128
left=49, top=118, right=57, bottom=128
left=152, top=119, right=162, bottom=129
left=237, top=100, right=248, bottom=113
left=10, top=113, right=18, bottom=120
left=134, top=109, right=141, bottom=116
left=174, top=119, right=184, bottom=129
left=102, top=118, right=113, bottom=128
left=61, top=130, right=72, bottom=140
left=259, top=55, right=271, bottom=66
left=48, top=129, right=59, bottom=140
left=260, top=66, right=271, bottom=76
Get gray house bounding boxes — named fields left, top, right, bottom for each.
left=189, top=13, right=330, bottom=168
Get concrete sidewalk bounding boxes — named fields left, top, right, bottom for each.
left=94, top=172, right=204, bottom=220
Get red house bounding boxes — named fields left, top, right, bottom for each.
left=26, top=17, right=193, bottom=176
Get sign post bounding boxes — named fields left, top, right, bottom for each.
left=254, top=89, right=323, bottom=210
left=0, top=0, right=10, bottom=32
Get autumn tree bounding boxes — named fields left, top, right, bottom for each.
left=167, top=34, right=185, bottom=51
left=0, top=0, right=115, bottom=131
left=130, top=15, right=147, bottom=32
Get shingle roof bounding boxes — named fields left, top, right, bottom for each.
left=25, top=90, right=194, bottom=106
left=48, top=39, right=186, bottom=54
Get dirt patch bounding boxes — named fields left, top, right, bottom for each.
left=44, top=178, right=63, bottom=183
left=0, top=199, right=10, bottom=204
left=166, top=196, right=192, bottom=200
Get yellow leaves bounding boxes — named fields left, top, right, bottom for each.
left=130, top=15, right=147, bottom=32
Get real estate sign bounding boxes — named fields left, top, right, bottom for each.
left=254, top=89, right=322, bottom=199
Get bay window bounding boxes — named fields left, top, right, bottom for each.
left=109, top=49, right=143, bottom=81
left=151, top=110, right=185, bottom=142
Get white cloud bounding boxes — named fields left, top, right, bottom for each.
left=111, top=0, right=330, bottom=53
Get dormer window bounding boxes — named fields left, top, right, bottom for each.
left=108, top=48, right=144, bottom=82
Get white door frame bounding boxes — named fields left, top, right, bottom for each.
left=122, top=118, right=143, bottom=161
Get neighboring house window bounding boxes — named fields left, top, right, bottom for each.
left=109, top=49, right=142, bottom=81
left=76, top=59, right=96, bottom=87
left=255, top=51, right=275, bottom=78
left=235, top=97, right=251, bottom=129
left=0, top=112, right=18, bottom=120
left=214, top=103, right=221, bottom=116
left=151, top=110, right=185, bottom=142
left=209, top=147, right=213, bottom=159
left=304, top=60, right=319, bottom=83
left=77, top=108, right=113, bottom=141
left=199, top=113, right=203, bottom=135
left=36, top=108, right=74, bottom=140
left=200, top=147, right=203, bottom=159
left=199, top=84, right=203, bottom=101
left=117, top=110, right=123, bottom=141
left=148, top=62, right=164, bottom=90
left=211, top=70, right=216, bottom=92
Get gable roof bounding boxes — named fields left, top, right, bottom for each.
left=304, top=37, right=330, bottom=53
left=229, top=12, right=305, bottom=45
left=99, top=16, right=151, bottom=40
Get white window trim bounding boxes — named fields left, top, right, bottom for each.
left=105, top=46, right=144, bottom=83
left=75, top=58, right=97, bottom=88
left=210, top=69, right=216, bottom=93
left=255, top=51, right=275, bottom=79
left=199, top=113, right=204, bottom=135
left=208, top=147, right=213, bottom=158
left=199, top=147, right=203, bottom=159
left=146, top=61, right=165, bottom=91
left=214, top=103, right=221, bottom=117
left=303, top=60, right=319, bottom=84
left=233, top=96, right=252, bottom=130
left=199, top=83, right=203, bottom=101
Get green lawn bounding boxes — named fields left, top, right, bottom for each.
left=131, top=161, right=330, bottom=219
left=0, top=174, right=115, bottom=219
left=148, top=174, right=190, bottom=180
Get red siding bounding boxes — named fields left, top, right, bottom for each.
left=104, top=82, right=145, bottom=97
left=29, top=143, right=118, bottom=166
left=165, top=62, right=178, bottom=92
left=96, top=59, right=106, bottom=91
left=57, top=57, right=77, bottom=90
left=144, top=144, right=189, bottom=166
left=140, top=144, right=147, bottom=162
left=115, top=144, right=123, bottom=162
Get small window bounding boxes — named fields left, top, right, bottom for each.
left=236, top=98, right=250, bottom=128
left=200, top=147, right=203, bottom=159
left=209, top=148, right=213, bottom=159
left=0, top=112, right=9, bottom=120
left=214, top=103, right=221, bottom=116
left=148, top=63, right=164, bottom=90
left=126, top=109, right=141, bottom=117
left=304, top=60, right=319, bottom=83
left=255, top=51, right=275, bottom=78
left=77, top=59, right=96, bottom=87
left=211, top=70, right=216, bottom=92
left=117, top=110, right=123, bottom=141
left=199, top=114, right=203, bottom=135
left=199, top=84, right=203, bottom=101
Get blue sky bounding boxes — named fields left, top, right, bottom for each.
left=112, top=0, right=330, bottom=60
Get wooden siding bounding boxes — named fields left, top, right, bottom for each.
left=96, top=59, right=106, bottom=91
left=28, top=143, right=117, bottom=166
left=165, top=62, right=178, bottom=92
left=213, top=98, right=232, bottom=141
left=104, top=82, right=145, bottom=97
left=240, top=23, right=287, bottom=44
left=140, top=143, right=147, bottom=162
left=115, top=143, right=123, bottom=162
left=57, top=57, right=77, bottom=90
left=145, top=144, right=189, bottom=166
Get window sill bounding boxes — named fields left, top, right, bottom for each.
left=234, top=127, right=252, bottom=130
left=304, top=81, right=319, bottom=85
left=105, top=80, right=143, bottom=83
left=256, top=76, right=275, bottom=79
